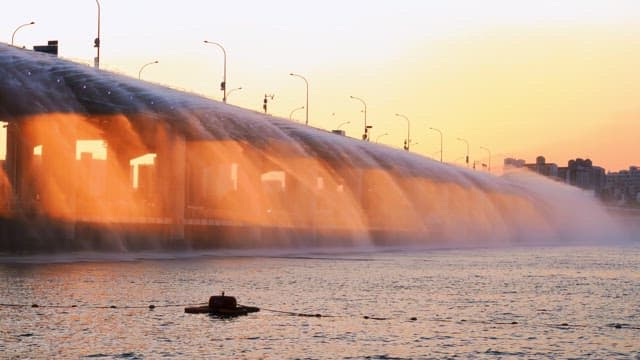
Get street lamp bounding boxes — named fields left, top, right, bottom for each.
left=11, top=21, right=35, bottom=46
left=289, top=106, right=305, bottom=121
left=337, top=121, right=350, bottom=129
left=429, top=127, right=443, bottom=162
left=204, top=40, right=227, bottom=103
left=263, top=93, right=275, bottom=114
left=289, top=73, right=309, bottom=125
left=395, top=113, right=410, bottom=151
left=480, top=146, right=492, bottom=172
left=94, top=0, right=100, bottom=68
left=456, top=137, right=469, bottom=167
left=376, top=132, right=389, bottom=143
left=350, top=96, right=370, bottom=141
left=227, top=87, right=243, bottom=100
left=138, top=60, right=158, bottom=80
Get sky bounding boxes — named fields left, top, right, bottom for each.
left=2, top=0, right=639, bottom=172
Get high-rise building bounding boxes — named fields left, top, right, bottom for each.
left=604, top=166, right=640, bottom=204
left=558, top=158, right=606, bottom=195
left=524, top=156, right=558, bottom=178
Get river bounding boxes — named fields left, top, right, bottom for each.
left=1, top=244, right=639, bottom=359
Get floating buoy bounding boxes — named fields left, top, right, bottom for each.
left=185, top=292, right=259, bottom=317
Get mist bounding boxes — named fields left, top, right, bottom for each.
left=0, top=44, right=629, bottom=253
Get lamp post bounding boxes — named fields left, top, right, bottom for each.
left=289, top=106, right=305, bottom=121
left=457, top=137, right=469, bottom=167
left=138, top=60, right=158, bottom=80
left=11, top=21, right=35, bottom=46
left=263, top=94, right=275, bottom=114
left=395, top=113, right=410, bottom=151
left=227, top=87, right=242, bottom=100
left=204, top=40, right=227, bottom=102
left=480, top=146, right=492, bottom=172
left=289, top=73, right=309, bottom=125
left=94, top=0, right=100, bottom=68
left=429, top=127, right=443, bottom=162
left=350, top=96, right=370, bottom=141
left=376, top=132, right=389, bottom=143
left=337, top=121, right=350, bottom=129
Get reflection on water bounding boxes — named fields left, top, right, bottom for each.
left=1, top=245, right=639, bottom=358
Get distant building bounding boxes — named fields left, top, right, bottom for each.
left=604, top=166, right=640, bottom=204
left=524, top=156, right=558, bottom=178
left=506, top=155, right=607, bottom=196
left=558, top=158, right=606, bottom=195
left=503, top=157, right=525, bottom=169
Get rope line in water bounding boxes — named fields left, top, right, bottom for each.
left=0, top=302, right=206, bottom=310
left=253, top=306, right=333, bottom=318
left=253, top=307, right=640, bottom=330
left=1, top=302, right=638, bottom=330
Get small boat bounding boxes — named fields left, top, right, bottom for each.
left=185, top=293, right=259, bottom=316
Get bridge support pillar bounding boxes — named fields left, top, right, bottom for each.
left=156, top=129, right=186, bottom=241
left=340, top=168, right=364, bottom=211
left=283, top=158, right=318, bottom=228
left=234, top=147, right=266, bottom=223
left=4, top=123, right=34, bottom=212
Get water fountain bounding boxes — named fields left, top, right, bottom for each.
left=0, top=43, right=625, bottom=253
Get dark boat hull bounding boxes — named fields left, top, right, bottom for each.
left=184, top=305, right=260, bottom=316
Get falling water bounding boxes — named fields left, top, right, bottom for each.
left=0, top=43, right=627, bottom=252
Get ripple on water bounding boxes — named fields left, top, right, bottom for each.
left=0, top=245, right=639, bottom=358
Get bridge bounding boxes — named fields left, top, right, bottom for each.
left=0, top=43, right=528, bottom=252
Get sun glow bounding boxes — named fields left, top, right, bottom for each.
left=2, top=1, right=639, bottom=171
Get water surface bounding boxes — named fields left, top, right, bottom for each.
left=1, top=245, right=639, bottom=359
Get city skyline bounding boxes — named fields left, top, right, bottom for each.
left=2, top=0, right=639, bottom=171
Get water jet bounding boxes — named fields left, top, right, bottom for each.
left=0, top=43, right=625, bottom=253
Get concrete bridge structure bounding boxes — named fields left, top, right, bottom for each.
left=1, top=43, right=457, bottom=252
left=1, top=43, right=626, bottom=252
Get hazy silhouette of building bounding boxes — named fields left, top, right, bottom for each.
left=604, top=166, right=640, bottom=205
left=506, top=155, right=607, bottom=196
left=524, top=156, right=558, bottom=178
left=557, top=158, right=606, bottom=195
left=503, top=157, right=525, bottom=170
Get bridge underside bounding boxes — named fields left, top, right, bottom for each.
left=0, top=113, right=439, bottom=251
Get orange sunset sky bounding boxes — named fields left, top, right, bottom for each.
left=2, top=0, right=639, bottom=172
